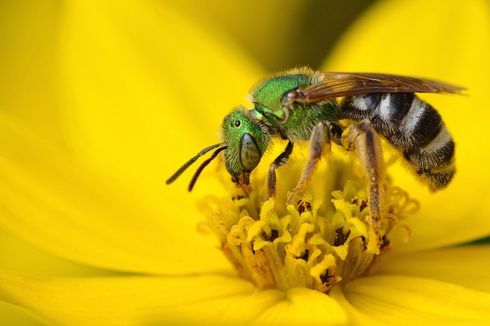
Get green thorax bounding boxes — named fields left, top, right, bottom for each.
left=252, top=73, right=312, bottom=118
left=250, top=71, right=338, bottom=141
left=281, top=102, right=337, bottom=141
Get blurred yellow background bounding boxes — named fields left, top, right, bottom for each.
left=1, top=0, right=489, bottom=324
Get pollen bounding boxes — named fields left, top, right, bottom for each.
left=199, top=154, right=418, bottom=293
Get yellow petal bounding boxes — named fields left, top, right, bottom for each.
left=58, top=0, right=261, bottom=189
left=168, top=0, right=307, bottom=69
left=323, top=0, right=490, bottom=250
left=1, top=0, right=253, bottom=275
left=0, top=1, right=65, bottom=145
left=0, top=273, right=345, bottom=326
left=0, top=226, right=120, bottom=277
left=0, top=226, right=113, bottom=324
left=0, top=302, right=44, bottom=326
left=0, top=273, right=262, bottom=326
left=252, top=287, right=347, bottom=326
left=376, top=245, right=490, bottom=292
left=0, top=112, right=230, bottom=274
left=342, top=275, right=490, bottom=325
left=329, top=286, right=380, bottom=326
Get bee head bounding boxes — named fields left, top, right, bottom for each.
left=222, top=107, right=270, bottom=184
left=166, top=107, right=270, bottom=191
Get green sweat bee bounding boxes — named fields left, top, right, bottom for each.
left=167, top=67, right=462, bottom=219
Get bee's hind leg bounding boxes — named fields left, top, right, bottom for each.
left=340, top=121, right=386, bottom=248
left=286, top=121, right=339, bottom=204
left=342, top=120, right=385, bottom=227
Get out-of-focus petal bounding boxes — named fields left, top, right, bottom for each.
left=0, top=272, right=348, bottom=326
left=329, top=286, right=379, bottom=326
left=376, top=245, right=490, bottom=292
left=0, top=273, right=278, bottom=326
left=166, top=0, right=308, bottom=69
left=323, top=0, right=490, bottom=250
left=58, top=0, right=261, bottom=189
left=251, top=288, right=347, bottom=326
left=342, top=275, right=490, bottom=325
left=0, top=302, right=44, bottom=326
left=0, top=1, right=65, bottom=145
left=0, top=112, right=230, bottom=274
left=0, top=226, right=120, bottom=277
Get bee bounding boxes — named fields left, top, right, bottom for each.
left=167, top=67, right=463, bottom=220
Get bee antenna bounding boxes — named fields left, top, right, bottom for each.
left=188, top=146, right=227, bottom=192
left=166, top=143, right=225, bottom=185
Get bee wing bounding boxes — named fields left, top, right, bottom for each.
left=295, top=72, right=465, bottom=104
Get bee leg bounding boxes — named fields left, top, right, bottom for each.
left=287, top=121, right=332, bottom=204
left=237, top=172, right=252, bottom=197
left=342, top=120, right=385, bottom=224
left=268, top=141, right=294, bottom=198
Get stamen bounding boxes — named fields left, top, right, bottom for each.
left=199, top=154, right=417, bottom=293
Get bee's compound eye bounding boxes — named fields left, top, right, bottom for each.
left=240, top=133, right=261, bottom=171
left=234, top=120, right=241, bottom=127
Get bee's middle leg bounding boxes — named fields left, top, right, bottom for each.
left=286, top=121, right=337, bottom=204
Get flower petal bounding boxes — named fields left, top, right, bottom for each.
left=0, top=272, right=348, bottom=326
left=341, top=275, right=490, bottom=325
left=323, top=0, right=490, bottom=250
left=329, top=286, right=379, bottom=326
left=0, top=226, right=119, bottom=277
left=251, top=287, right=347, bottom=326
left=376, top=245, right=490, bottom=293
left=168, top=0, right=309, bottom=70
left=58, top=0, right=261, bottom=188
left=0, top=273, right=285, bottom=326
left=0, top=302, right=44, bottom=326
left=0, top=112, right=230, bottom=274
left=0, top=1, right=65, bottom=145
left=2, top=0, right=263, bottom=274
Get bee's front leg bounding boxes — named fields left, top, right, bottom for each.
left=235, top=172, right=252, bottom=197
left=342, top=120, right=385, bottom=224
left=268, top=141, right=294, bottom=198
left=286, top=121, right=334, bottom=204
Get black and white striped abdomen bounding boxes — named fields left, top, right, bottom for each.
left=340, top=93, right=455, bottom=189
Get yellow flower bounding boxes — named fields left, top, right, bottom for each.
left=1, top=0, right=490, bottom=325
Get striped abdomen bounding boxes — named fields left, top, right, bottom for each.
left=340, top=93, right=455, bottom=189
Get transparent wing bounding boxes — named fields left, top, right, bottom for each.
left=295, top=72, right=465, bottom=104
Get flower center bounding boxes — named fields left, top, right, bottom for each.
left=199, top=152, right=417, bottom=293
